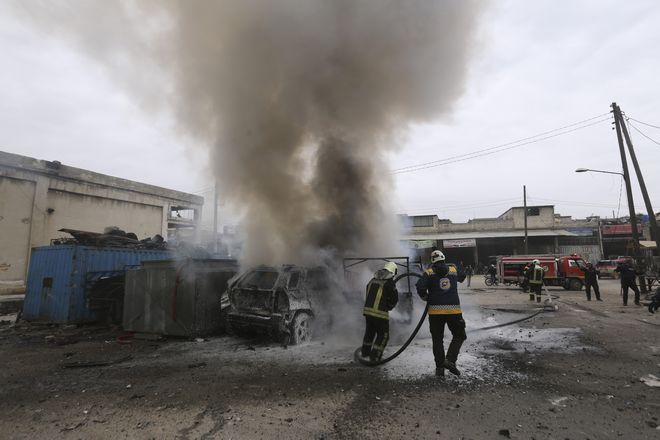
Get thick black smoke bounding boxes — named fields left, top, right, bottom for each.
left=15, top=0, right=484, bottom=265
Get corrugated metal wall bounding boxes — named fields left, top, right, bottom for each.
left=23, top=245, right=171, bottom=323
left=123, top=259, right=237, bottom=337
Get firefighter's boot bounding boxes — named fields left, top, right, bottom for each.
left=529, top=294, right=535, bottom=301
left=536, top=295, right=542, bottom=303
left=443, top=361, right=461, bottom=377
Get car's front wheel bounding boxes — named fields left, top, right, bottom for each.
left=289, top=312, right=313, bottom=345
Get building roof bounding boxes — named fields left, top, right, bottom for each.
left=401, top=229, right=579, bottom=241
left=0, top=150, right=203, bottom=206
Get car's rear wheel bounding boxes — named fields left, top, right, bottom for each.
left=568, top=278, right=583, bottom=291
left=290, top=312, right=312, bottom=345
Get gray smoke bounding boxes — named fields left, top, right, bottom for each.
left=15, top=0, right=484, bottom=265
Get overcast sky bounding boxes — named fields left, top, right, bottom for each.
left=1, top=1, right=659, bottom=226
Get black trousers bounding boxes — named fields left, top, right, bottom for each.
left=362, top=316, right=389, bottom=360
left=585, top=282, right=601, bottom=300
left=429, top=314, right=467, bottom=367
left=622, top=280, right=640, bottom=305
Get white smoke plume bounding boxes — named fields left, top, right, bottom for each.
left=15, top=1, right=484, bottom=266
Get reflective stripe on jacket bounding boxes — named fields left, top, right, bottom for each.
left=529, top=265, right=545, bottom=285
left=416, top=263, right=465, bottom=315
left=363, top=277, right=398, bottom=320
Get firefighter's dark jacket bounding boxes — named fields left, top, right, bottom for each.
left=415, top=262, right=466, bottom=315
left=615, top=264, right=637, bottom=282
left=579, top=266, right=599, bottom=284
left=363, top=269, right=399, bottom=320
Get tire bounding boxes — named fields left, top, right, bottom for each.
left=568, top=278, right=583, bottom=291
left=289, top=312, right=313, bottom=345
left=485, top=277, right=494, bottom=287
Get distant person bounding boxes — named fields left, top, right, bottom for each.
left=361, top=262, right=399, bottom=363
left=520, top=264, right=530, bottom=293
left=487, top=264, right=497, bottom=284
left=615, top=261, right=640, bottom=306
left=528, top=259, right=547, bottom=303
left=465, top=264, right=474, bottom=287
left=579, top=262, right=602, bottom=301
left=416, top=250, right=467, bottom=377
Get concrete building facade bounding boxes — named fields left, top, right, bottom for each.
left=401, top=206, right=603, bottom=267
left=0, top=151, right=203, bottom=294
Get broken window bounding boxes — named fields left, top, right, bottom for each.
left=238, top=270, right=279, bottom=290
left=170, top=206, right=196, bottom=220
left=412, top=216, right=434, bottom=227
left=288, top=272, right=301, bottom=289
left=527, top=207, right=540, bottom=216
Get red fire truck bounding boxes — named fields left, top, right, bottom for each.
left=496, top=254, right=587, bottom=291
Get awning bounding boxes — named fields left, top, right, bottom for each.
left=400, top=229, right=579, bottom=241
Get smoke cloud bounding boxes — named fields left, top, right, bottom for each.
left=15, top=1, right=484, bottom=265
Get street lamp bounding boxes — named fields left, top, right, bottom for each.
left=576, top=166, right=642, bottom=282
left=575, top=168, right=623, bottom=176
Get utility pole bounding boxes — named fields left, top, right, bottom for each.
left=213, top=178, right=219, bottom=255
left=612, top=102, right=645, bottom=292
left=614, top=103, right=660, bottom=253
left=523, top=185, right=528, bottom=254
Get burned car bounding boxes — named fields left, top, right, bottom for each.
left=224, top=265, right=332, bottom=344
left=223, top=261, right=419, bottom=345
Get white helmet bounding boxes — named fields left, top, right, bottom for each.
left=383, top=261, right=398, bottom=275
left=431, top=250, right=445, bottom=263
left=532, top=259, right=540, bottom=265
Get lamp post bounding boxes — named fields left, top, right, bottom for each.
left=575, top=168, right=623, bottom=177
left=575, top=167, right=645, bottom=290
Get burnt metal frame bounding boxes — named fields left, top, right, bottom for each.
left=342, top=256, right=423, bottom=296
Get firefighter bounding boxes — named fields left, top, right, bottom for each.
left=579, top=262, right=602, bottom=301
left=520, top=264, right=530, bottom=293
left=529, top=259, right=546, bottom=303
left=416, top=250, right=467, bottom=377
left=361, top=262, right=399, bottom=362
left=615, top=261, right=640, bottom=306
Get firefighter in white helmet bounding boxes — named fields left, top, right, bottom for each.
left=528, top=259, right=547, bottom=303
left=361, top=261, right=399, bottom=362
left=416, top=250, right=467, bottom=377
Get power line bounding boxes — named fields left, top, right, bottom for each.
left=529, top=196, right=618, bottom=208
left=398, top=197, right=521, bottom=214
left=393, top=113, right=610, bottom=173
left=627, top=121, right=660, bottom=146
left=627, top=116, right=660, bottom=130
left=393, top=116, right=611, bottom=174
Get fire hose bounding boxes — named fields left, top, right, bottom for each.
left=355, top=272, right=557, bottom=367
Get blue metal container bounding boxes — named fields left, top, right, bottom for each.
left=23, top=245, right=171, bottom=323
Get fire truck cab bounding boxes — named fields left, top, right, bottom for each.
left=496, top=254, right=587, bottom=291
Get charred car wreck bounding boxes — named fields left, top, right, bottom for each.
left=224, top=265, right=332, bottom=344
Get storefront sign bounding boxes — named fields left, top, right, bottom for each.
left=601, top=224, right=642, bottom=235
left=443, top=238, right=476, bottom=248
left=566, top=228, right=594, bottom=236
left=407, top=240, right=436, bottom=249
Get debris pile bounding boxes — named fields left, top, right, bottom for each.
left=53, top=227, right=167, bottom=249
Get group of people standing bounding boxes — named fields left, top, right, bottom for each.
left=568, top=259, right=642, bottom=305
left=360, top=252, right=648, bottom=379
left=519, top=259, right=643, bottom=305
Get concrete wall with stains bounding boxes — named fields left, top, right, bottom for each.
left=0, top=151, right=204, bottom=294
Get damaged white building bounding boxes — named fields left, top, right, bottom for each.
left=0, top=151, right=203, bottom=294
